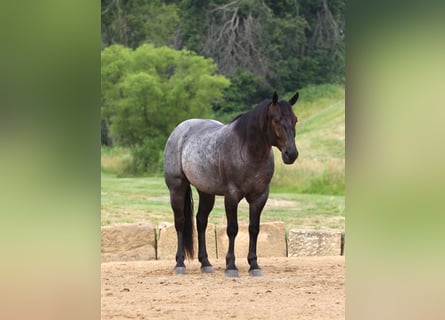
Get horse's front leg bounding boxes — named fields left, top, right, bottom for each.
left=246, top=189, right=269, bottom=277
left=224, top=193, right=242, bottom=278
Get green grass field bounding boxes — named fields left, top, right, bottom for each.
left=101, top=84, right=345, bottom=232
left=101, top=173, right=344, bottom=231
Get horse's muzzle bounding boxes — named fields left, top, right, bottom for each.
left=282, top=148, right=298, bottom=164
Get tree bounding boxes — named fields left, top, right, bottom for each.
left=263, top=0, right=310, bottom=91
left=101, top=0, right=180, bottom=48
left=212, top=70, right=267, bottom=122
left=297, top=0, right=345, bottom=85
left=101, top=44, right=230, bottom=173
left=200, top=0, right=273, bottom=78
left=177, top=0, right=210, bottom=51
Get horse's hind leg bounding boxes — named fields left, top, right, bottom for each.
left=166, top=177, right=193, bottom=275
left=196, top=190, right=215, bottom=273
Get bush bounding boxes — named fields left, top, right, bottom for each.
left=101, top=146, right=132, bottom=174
left=212, top=71, right=266, bottom=123
left=122, top=138, right=165, bottom=176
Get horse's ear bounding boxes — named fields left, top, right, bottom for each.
left=272, top=91, right=278, bottom=104
left=289, top=92, right=299, bottom=106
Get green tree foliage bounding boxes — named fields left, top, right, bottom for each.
left=102, top=0, right=345, bottom=102
left=101, top=44, right=229, bottom=173
left=177, top=0, right=209, bottom=51
left=212, top=71, right=268, bottom=123
left=102, top=0, right=345, bottom=92
left=101, top=0, right=180, bottom=48
left=297, top=0, right=345, bottom=85
left=176, top=0, right=344, bottom=94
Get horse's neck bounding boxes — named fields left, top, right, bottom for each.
left=226, top=124, right=272, bottom=162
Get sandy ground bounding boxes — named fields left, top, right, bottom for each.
left=102, top=256, right=344, bottom=320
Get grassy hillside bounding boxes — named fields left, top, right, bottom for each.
left=272, top=84, right=345, bottom=195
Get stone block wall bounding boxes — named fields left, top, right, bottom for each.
left=101, top=222, right=344, bottom=262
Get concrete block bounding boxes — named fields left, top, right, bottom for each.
left=101, top=223, right=156, bottom=262
left=216, top=222, right=287, bottom=259
left=156, top=223, right=217, bottom=261
left=287, top=229, right=342, bottom=256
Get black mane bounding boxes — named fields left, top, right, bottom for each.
left=231, top=99, right=272, bottom=158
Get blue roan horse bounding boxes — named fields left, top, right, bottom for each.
left=164, top=91, right=299, bottom=277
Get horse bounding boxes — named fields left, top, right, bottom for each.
left=164, top=91, right=299, bottom=277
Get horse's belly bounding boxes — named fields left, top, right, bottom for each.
left=182, top=160, right=225, bottom=195
left=189, top=175, right=226, bottom=195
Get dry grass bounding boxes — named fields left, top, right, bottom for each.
left=101, top=147, right=132, bottom=174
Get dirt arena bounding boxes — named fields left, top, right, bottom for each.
left=101, top=256, right=344, bottom=319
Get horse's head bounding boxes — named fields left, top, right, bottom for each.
left=267, top=91, right=299, bottom=164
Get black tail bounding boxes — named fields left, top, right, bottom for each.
left=183, top=185, right=194, bottom=259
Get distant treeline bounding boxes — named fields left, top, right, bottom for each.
left=102, top=0, right=344, bottom=105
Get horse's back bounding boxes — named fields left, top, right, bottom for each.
left=164, top=119, right=224, bottom=155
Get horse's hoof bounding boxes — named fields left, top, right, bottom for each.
left=225, top=269, right=240, bottom=278
left=173, top=267, right=186, bottom=275
left=201, top=266, right=214, bottom=274
left=248, top=269, right=263, bottom=277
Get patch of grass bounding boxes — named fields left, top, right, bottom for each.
left=290, top=84, right=345, bottom=120
left=101, top=174, right=344, bottom=231
left=101, top=146, right=132, bottom=175
left=272, top=157, right=345, bottom=195
left=272, top=87, right=345, bottom=195
left=101, top=173, right=171, bottom=226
